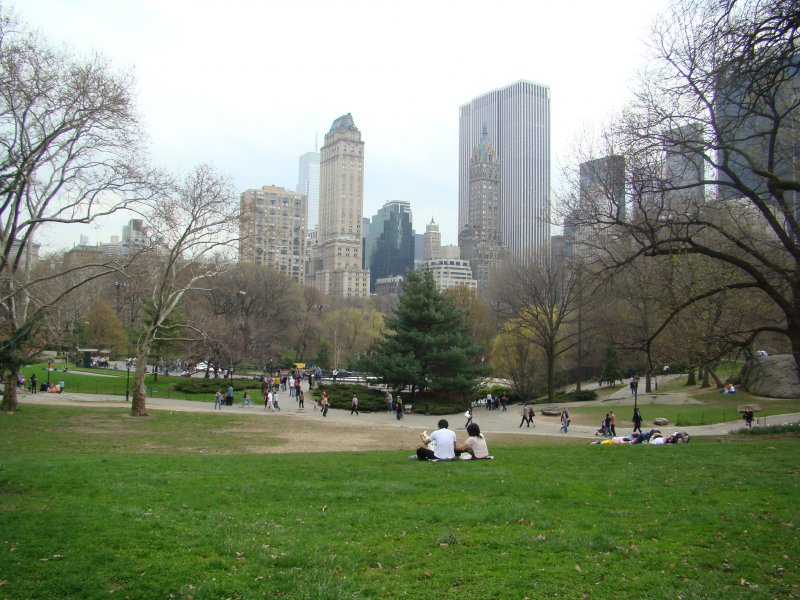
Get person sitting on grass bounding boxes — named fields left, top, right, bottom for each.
left=456, top=423, right=491, bottom=460
left=416, top=419, right=456, bottom=461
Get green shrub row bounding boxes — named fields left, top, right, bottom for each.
left=732, top=422, right=800, bottom=435
left=173, top=378, right=255, bottom=394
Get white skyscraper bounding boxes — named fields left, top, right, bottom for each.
left=297, top=151, right=320, bottom=230
left=459, top=80, right=551, bottom=260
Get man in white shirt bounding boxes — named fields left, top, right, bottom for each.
left=416, top=420, right=457, bottom=461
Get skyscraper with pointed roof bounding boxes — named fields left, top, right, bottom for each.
left=310, top=113, right=370, bottom=297
left=459, top=80, right=551, bottom=261
left=459, top=125, right=509, bottom=295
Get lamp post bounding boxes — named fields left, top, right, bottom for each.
left=125, top=358, right=132, bottom=402
left=46, top=360, right=51, bottom=386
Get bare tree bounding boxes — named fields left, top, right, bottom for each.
left=0, top=9, right=153, bottom=411
left=494, top=249, right=581, bottom=403
left=559, top=0, right=800, bottom=376
left=201, top=263, right=303, bottom=374
left=129, top=164, right=239, bottom=416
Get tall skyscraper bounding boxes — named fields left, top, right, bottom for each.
left=459, top=80, right=551, bottom=261
left=311, top=113, right=370, bottom=297
left=364, top=200, right=415, bottom=291
left=423, top=218, right=442, bottom=261
left=297, top=150, right=320, bottom=231
left=459, top=125, right=509, bottom=295
left=664, top=123, right=706, bottom=214
left=239, top=185, right=307, bottom=283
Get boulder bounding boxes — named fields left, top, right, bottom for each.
left=539, top=408, right=562, bottom=416
left=654, top=417, right=669, bottom=426
left=742, top=354, right=800, bottom=398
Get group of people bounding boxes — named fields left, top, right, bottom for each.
left=479, top=393, right=508, bottom=411
left=590, top=429, right=690, bottom=445
left=21, top=373, right=65, bottom=394
left=385, top=391, right=405, bottom=420
left=415, top=419, right=491, bottom=461
left=594, top=411, right=621, bottom=437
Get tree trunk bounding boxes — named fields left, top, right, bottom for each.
left=546, top=353, right=556, bottom=404
left=686, top=368, right=696, bottom=385
left=645, top=371, right=652, bottom=394
left=2, top=372, right=19, bottom=413
left=131, top=339, right=152, bottom=417
left=700, top=364, right=711, bottom=388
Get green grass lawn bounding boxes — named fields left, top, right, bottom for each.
left=1, top=405, right=798, bottom=598
left=19, top=362, right=267, bottom=403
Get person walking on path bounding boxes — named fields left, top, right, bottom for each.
left=395, top=396, right=404, bottom=420
left=385, top=391, right=393, bottom=413
left=500, top=394, right=508, bottom=411
left=225, top=384, right=234, bottom=407
left=464, top=407, right=473, bottom=428
left=519, top=403, right=531, bottom=428
left=298, top=389, right=305, bottom=410
left=321, top=391, right=329, bottom=417
left=560, top=408, right=570, bottom=433
left=30, top=374, right=37, bottom=394
left=350, top=394, right=359, bottom=415
left=272, top=390, right=280, bottom=411
left=609, top=411, right=617, bottom=436
left=265, top=390, right=274, bottom=412
left=214, top=390, right=223, bottom=410
left=632, top=408, right=643, bottom=433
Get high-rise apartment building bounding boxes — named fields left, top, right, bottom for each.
left=564, top=155, right=626, bottom=258
left=297, top=151, right=320, bottom=231
left=664, top=123, right=706, bottom=214
left=459, top=125, right=509, bottom=295
left=311, top=113, right=370, bottom=297
left=459, top=80, right=551, bottom=261
left=364, top=200, right=415, bottom=291
left=422, top=218, right=442, bottom=261
left=422, top=258, right=478, bottom=293
left=239, top=185, right=307, bottom=283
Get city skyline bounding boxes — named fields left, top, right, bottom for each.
left=18, top=0, right=671, bottom=252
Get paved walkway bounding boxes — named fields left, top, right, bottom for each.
left=17, top=386, right=800, bottom=439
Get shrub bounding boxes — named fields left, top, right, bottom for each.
left=541, top=389, right=598, bottom=403
left=732, top=423, right=800, bottom=435
left=174, top=379, right=254, bottom=394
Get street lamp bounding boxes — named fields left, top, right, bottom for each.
left=125, top=358, right=132, bottom=402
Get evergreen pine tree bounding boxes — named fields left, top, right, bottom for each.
left=359, top=271, right=487, bottom=410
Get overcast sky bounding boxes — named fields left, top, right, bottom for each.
left=17, top=0, right=669, bottom=250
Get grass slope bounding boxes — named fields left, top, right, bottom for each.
left=0, top=406, right=798, bottom=599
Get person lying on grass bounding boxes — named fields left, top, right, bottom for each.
left=416, top=419, right=457, bottom=461
left=649, top=431, right=690, bottom=444
left=455, top=422, right=491, bottom=460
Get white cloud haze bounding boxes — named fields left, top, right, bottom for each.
left=17, top=0, right=669, bottom=250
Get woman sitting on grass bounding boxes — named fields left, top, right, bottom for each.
left=456, top=423, right=491, bottom=460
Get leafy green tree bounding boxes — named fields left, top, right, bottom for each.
left=83, top=300, right=127, bottom=356
left=358, top=270, right=487, bottom=411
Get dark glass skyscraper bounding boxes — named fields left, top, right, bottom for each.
left=365, top=200, right=414, bottom=291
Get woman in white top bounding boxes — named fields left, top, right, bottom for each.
left=457, top=423, right=490, bottom=459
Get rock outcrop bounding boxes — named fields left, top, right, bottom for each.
left=742, top=354, right=800, bottom=398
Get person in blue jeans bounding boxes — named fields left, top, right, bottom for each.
left=560, top=408, right=570, bottom=433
